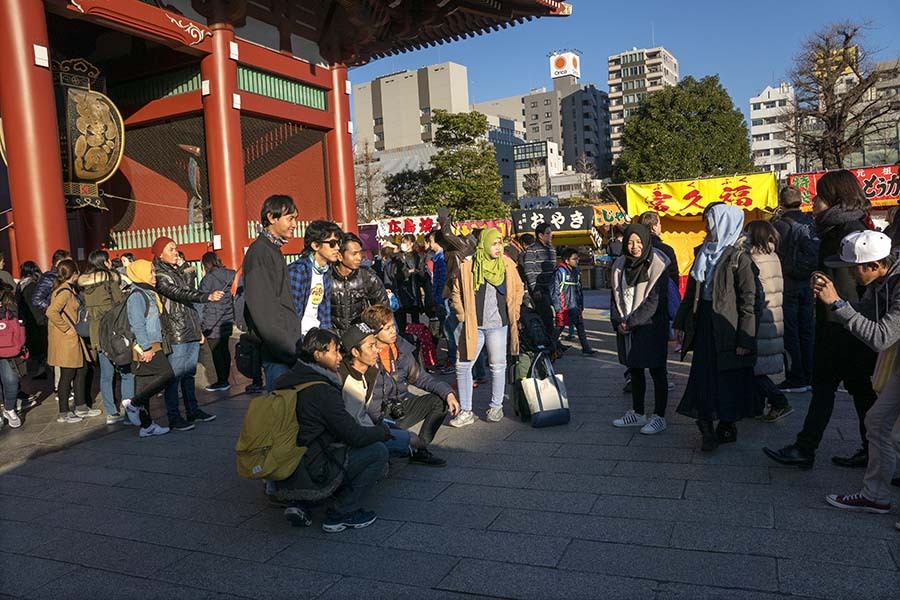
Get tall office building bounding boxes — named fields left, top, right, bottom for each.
left=749, top=83, right=796, bottom=180
left=353, top=62, right=470, bottom=151
left=607, top=46, right=679, bottom=160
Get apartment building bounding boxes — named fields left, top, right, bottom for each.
left=749, top=82, right=796, bottom=180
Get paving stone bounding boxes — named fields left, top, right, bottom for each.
left=527, top=471, right=686, bottom=499
left=28, top=532, right=191, bottom=574
left=367, top=496, right=503, bottom=529
left=0, top=519, right=63, bottom=553
left=435, top=439, right=563, bottom=457
left=267, top=538, right=458, bottom=587
left=437, top=449, right=617, bottom=476
left=611, top=460, right=770, bottom=483
left=376, top=477, right=452, bottom=501
left=113, top=471, right=240, bottom=499
left=557, top=443, right=694, bottom=464
left=778, top=558, right=900, bottom=599
left=0, top=494, right=67, bottom=522
left=0, top=551, right=77, bottom=597
left=559, top=539, right=779, bottom=592
left=656, top=583, right=804, bottom=600
left=506, top=428, right=634, bottom=446
left=383, top=522, right=570, bottom=567
left=11, top=459, right=137, bottom=486
left=490, top=508, right=674, bottom=547
left=317, top=578, right=493, bottom=600
left=152, top=551, right=340, bottom=599
left=391, top=464, right=536, bottom=487
left=773, top=505, right=900, bottom=540
left=670, top=521, right=896, bottom=569
left=239, top=508, right=403, bottom=544
left=436, top=482, right=597, bottom=514
left=22, top=568, right=235, bottom=600
left=437, top=558, right=656, bottom=600
left=684, top=480, right=832, bottom=507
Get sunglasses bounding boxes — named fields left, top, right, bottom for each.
left=320, top=239, right=340, bottom=249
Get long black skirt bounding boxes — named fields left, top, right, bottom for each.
left=677, top=300, right=757, bottom=422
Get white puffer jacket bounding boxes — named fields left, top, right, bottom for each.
left=750, top=246, right=785, bottom=376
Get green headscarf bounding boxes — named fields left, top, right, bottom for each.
left=472, top=228, right=506, bottom=291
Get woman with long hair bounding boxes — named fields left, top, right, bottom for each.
left=16, top=261, right=47, bottom=379
left=609, top=223, right=671, bottom=435
left=449, top=228, right=524, bottom=427
left=46, top=259, right=96, bottom=423
left=199, top=251, right=236, bottom=392
left=674, top=203, right=758, bottom=451
left=0, top=288, right=26, bottom=429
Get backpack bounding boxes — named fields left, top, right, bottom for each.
left=780, top=215, right=821, bottom=280
left=235, top=333, right=261, bottom=379
left=98, top=290, right=148, bottom=367
left=0, top=309, right=26, bottom=359
left=53, top=288, right=91, bottom=338
left=235, top=382, right=325, bottom=481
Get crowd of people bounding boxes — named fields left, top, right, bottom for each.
left=1, top=170, right=898, bottom=535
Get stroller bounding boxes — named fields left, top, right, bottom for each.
left=510, top=300, right=553, bottom=422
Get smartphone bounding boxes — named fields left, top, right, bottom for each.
left=809, top=271, right=829, bottom=289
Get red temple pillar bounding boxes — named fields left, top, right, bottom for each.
left=0, top=0, right=70, bottom=270
left=200, top=23, right=248, bottom=270
left=326, top=65, right=358, bottom=233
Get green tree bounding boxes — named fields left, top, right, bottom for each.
left=421, top=110, right=508, bottom=220
left=383, top=168, right=430, bottom=217
left=614, top=75, right=754, bottom=182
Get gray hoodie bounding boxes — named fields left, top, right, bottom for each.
left=832, top=255, right=900, bottom=353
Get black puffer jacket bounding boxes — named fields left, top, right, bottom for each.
left=814, top=206, right=869, bottom=324
left=331, top=266, right=389, bottom=335
left=199, top=266, right=236, bottom=338
left=153, top=258, right=208, bottom=345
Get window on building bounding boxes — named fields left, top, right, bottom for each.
left=751, top=118, right=763, bottom=126
left=765, top=101, right=776, bottom=109
left=778, top=99, right=788, bottom=106
left=531, top=125, right=539, bottom=133
left=374, top=117, right=383, bottom=125
left=531, top=114, right=538, bottom=121
left=530, top=101, right=538, bottom=108
left=545, top=124, right=553, bottom=131
left=544, top=111, right=552, bottom=118
left=544, top=99, right=551, bottom=106
left=752, top=103, right=761, bottom=110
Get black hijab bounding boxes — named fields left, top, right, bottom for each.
left=623, top=223, right=653, bottom=287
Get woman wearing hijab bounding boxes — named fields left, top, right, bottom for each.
left=449, top=228, right=524, bottom=427
left=609, top=223, right=671, bottom=435
left=674, top=203, right=758, bottom=451
left=120, top=260, right=173, bottom=437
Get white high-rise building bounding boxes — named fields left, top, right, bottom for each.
left=749, top=83, right=796, bottom=180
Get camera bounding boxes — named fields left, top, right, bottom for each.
left=385, top=398, right=406, bottom=420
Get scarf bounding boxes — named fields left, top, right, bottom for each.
left=622, top=223, right=653, bottom=287
left=691, top=203, right=745, bottom=284
left=256, top=223, right=287, bottom=247
left=472, top=228, right=506, bottom=291
left=126, top=259, right=164, bottom=313
left=814, top=205, right=868, bottom=232
left=309, top=254, right=329, bottom=275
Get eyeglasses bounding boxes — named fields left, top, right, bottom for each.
left=321, top=239, right=340, bottom=249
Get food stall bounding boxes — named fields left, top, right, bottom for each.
left=788, top=164, right=900, bottom=229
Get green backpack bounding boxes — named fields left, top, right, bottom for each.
left=235, top=382, right=324, bottom=481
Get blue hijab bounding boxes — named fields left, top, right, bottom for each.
left=690, top=204, right=745, bottom=285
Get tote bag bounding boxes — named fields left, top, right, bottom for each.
left=522, top=351, right=570, bottom=428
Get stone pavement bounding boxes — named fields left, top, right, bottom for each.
left=1, top=291, right=899, bottom=599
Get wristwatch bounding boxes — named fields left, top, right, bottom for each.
left=830, top=299, right=848, bottom=312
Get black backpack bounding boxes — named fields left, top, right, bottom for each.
left=98, top=290, right=148, bottom=367
left=780, top=215, right=821, bottom=280
left=235, top=333, right=261, bottom=379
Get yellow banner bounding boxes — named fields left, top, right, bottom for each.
left=626, top=173, right=778, bottom=217
left=593, top=203, right=628, bottom=226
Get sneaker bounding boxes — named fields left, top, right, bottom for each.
left=322, top=509, right=377, bottom=533
left=204, top=383, right=231, bottom=392
left=639, top=415, right=667, bottom=435
left=187, top=409, right=216, bottom=423
left=761, top=406, right=794, bottom=423
left=168, top=416, right=196, bottom=431
left=449, top=410, right=475, bottom=428
left=245, top=383, right=266, bottom=394
left=284, top=505, right=312, bottom=527
left=17, top=392, right=40, bottom=411
left=825, top=492, right=890, bottom=514
left=74, top=407, right=102, bottom=418
left=139, top=423, right=170, bottom=438
left=106, top=414, right=125, bottom=425
left=409, top=448, right=447, bottom=467
left=778, top=381, right=811, bottom=393
left=56, top=412, right=83, bottom=424
left=3, top=409, right=22, bottom=429
left=612, top=410, right=647, bottom=428
left=581, top=348, right=598, bottom=356
left=486, top=407, right=504, bottom=422
left=121, top=399, right=142, bottom=426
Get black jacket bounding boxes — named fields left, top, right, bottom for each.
left=199, top=266, right=236, bottom=339
left=674, top=245, right=758, bottom=372
left=813, top=207, right=869, bottom=324
left=371, top=336, right=453, bottom=416
left=651, top=235, right=679, bottom=285
left=242, top=234, right=302, bottom=365
left=331, top=266, right=388, bottom=335
left=153, top=258, right=208, bottom=345
left=393, top=251, right=431, bottom=310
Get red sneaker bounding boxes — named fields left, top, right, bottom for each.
left=825, top=492, right=891, bottom=514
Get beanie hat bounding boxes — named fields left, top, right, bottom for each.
left=151, top=236, right=175, bottom=258
left=126, top=259, right=154, bottom=285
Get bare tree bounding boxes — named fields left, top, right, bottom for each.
left=782, top=22, right=900, bottom=169
left=354, top=140, right=382, bottom=222
left=522, top=158, right=544, bottom=197
left=575, top=153, right=598, bottom=199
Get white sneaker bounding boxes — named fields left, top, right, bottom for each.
left=3, top=409, right=22, bottom=428
left=74, top=407, right=102, bottom=418
left=57, top=412, right=83, bottom=424
left=106, top=414, right=125, bottom=425
left=121, top=399, right=142, bottom=426
left=486, top=407, right=504, bottom=422
left=612, top=410, right=648, bottom=428
left=139, top=423, right=170, bottom=438
left=449, top=410, right=475, bottom=428
left=640, top=415, right=667, bottom=435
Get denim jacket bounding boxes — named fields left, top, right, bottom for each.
left=128, top=287, right=163, bottom=351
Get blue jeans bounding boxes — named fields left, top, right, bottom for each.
left=0, top=359, right=20, bottom=411
left=783, top=285, right=815, bottom=387
left=264, top=361, right=292, bottom=392
left=332, top=441, right=389, bottom=514
left=164, top=342, right=200, bottom=420
left=440, top=299, right=458, bottom=365
left=98, top=353, right=135, bottom=416
left=456, top=325, right=508, bottom=411
left=384, top=427, right=412, bottom=458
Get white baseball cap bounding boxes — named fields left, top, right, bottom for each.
left=824, top=230, right=892, bottom=268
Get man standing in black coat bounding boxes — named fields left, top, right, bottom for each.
left=331, top=233, right=388, bottom=336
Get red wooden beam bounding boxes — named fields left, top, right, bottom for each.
left=235, top=39, right=332, bottom=90
left=239, top=93, right=333, bottom=131
left=123, top=91, right=203, bottom=126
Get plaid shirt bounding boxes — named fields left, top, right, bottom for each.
left=431, top=250, right=447, bottom=304
left=288, top=254, right=333, bottom=330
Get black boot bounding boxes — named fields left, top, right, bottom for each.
left=762, top=444, right=815, bottom=469
left=831, top=447, right=868, bottom=468
left=697, top=420, right=718, bottom=452
left=716, top=421, right=737, bottom=444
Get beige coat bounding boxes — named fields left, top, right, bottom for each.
left=450, top=255, right=524, bottom=362
left=46, top=283, right=89, bottom=369
left=750, top=247, right=785, bottom=376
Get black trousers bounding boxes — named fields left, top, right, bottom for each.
left=397, top=393, right=447, bottom=445
left=395, top=309, right=420, bottom=334
left=57, top=365, right=90, bottom=414
left=554, top=313, right=591, bottom=352
left=132, top=352, right=175, bottom=428
left=532, top=290, right=561, bottom=351
left=796, top=322, right=877, bottom=452
left=205, top=336, right=232, bottom=386
left=630, top=366, right=668, bottom=416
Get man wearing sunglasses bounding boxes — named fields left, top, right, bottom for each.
left=289, top=220, right=343, bottom=338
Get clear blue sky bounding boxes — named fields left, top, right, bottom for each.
left=348, top=0, right=899, bottom=122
